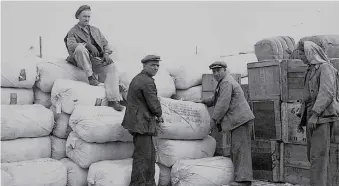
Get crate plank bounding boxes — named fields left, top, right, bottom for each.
left=251, top=99, right=281, bottom=140
left=248, top=59, right=307, bottom=102
left=281, top=102, right=307, bottom=144
left=252, top=139, right=282, bottom=182
left=331, top=121, right=339, bottom=144
left=330, top=143, right=339, bottom=185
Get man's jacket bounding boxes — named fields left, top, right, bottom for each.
left=203, top=73, right=255, bottom=131
left=300, top=62, right=339, bottom=126
left=64, top=24, right=112, bottom=65
left=122, top=71, right=162, bottom=135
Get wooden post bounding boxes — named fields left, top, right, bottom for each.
left=39, top=36, right=42, bottom=58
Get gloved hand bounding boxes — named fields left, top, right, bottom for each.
left=308, top=114, right=318, bottom=133
left=85, top=43, right=100, bottom=57
left=103, top=53, right=114, bottom=64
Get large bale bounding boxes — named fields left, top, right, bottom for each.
left=60, top=158, right=88, bottom=186
left=1, top=61, right=37, bottom=88
left=157, top=97, right=210, bottom=140
left=66, top=132, right=134, bottom=168
left=1, top=158, right=67, bottom=186
left=51, top=135, right=67, bottom=160
left=281, top=36, right=296, bottom=51
left=69, top=106, right=132, bottom=143
left=157, top=163, right=171, bottom=186
left=171, top=157, right=234, bottom=186
left=1, top=136, right=51, bottom=163
left=50, top=106, right=72, bottom=139
left=1, top=104, right=54, bottom=140
left=299, top=35, right=339, bottom=58
left=51, top=79, right=108, bottom=114
left=36, top=61, right=88, bottom=93
left=33, top=87, right=52, bottom=108
left=176, top=85, right=202, bottom=102
left=167, top=65, right=203, bottom=90
left=87, top=159, right=160, bottom=186
left=154, top=135, right=216, bottom=167
left=1, top=88, right=34, bottom=105
left=1, top=169, right=12, bottom=186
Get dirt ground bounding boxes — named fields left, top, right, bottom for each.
left=251, top=181, right=299, bottom=186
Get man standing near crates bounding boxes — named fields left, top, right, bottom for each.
left=296, top=41, right=339, bottom=186
left=64, top=5, right=124, bottom=111
left=195, top=61, right=254, bottom=186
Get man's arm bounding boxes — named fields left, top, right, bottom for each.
left=312, top=64, right=336, bottom=116
left=202, top=95, right=215, bottom=107
left=98, top=30, right=112, bottom=55
left=211, top=81, right=232, bottom=123
left=142, top=82, right=162, bottom=118
left=66, top=30, right=81, bottom=54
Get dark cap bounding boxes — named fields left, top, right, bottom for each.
left=75, top=5, right=91, bottom=19
left=209, top=61, right=227, bottom=69
left=141, top=55, right=161, bottom=64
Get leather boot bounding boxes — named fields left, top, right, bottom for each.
left=109, top=101, right=124, bottom=111
left=88, top=75, right=100, bottom=86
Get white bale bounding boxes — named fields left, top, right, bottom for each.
left=1, top=158, right=67, bottom=186
left=1, top=88, right=34, bottom=105
left=281, top=36, right=296, bottom=51
left=171, top=157, right=234, bottom=186
left=254, top=38, right=281, bottom=62
left=66, top=132, right=134, bottom=169
left=51, top=135, right=67, bottom=160
left=176, top=85, right=202, bottom=102
left=300, top=35, right=339, bottom=58
left=36, top=61, right=88, bottom=93
left=1, top=136, right=51, bottom=163
left=50, top=106, right=72, bottom=139
left=1, top=169, right=12, bottom=186
left=33, top=87, right=52, bottom=108
left=60, top=158, right=88, bottom=186
left=167, top=65, right=202, bottom=90
left=154, top=65, right=176, bottom=98
left=87, top=159, right=160, bottom=186
left=154, top=135, right=216, bottom=167
left=1, top=61, right=37, bottom=88
left=157, top=97, right=210, bottom=140
left=1, top=104, right=54, bottom=140
left=51, top=79, right=108, bottom=114
left=157, top=163, right=171, bottom=186
left=69, top=106, right=133, bottom=143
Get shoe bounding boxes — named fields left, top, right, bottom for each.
left=88, top=76, right=100, bottom=86
left=229, top=181, right=252, bottom=186
left=109, top=101, right=124, bottom=111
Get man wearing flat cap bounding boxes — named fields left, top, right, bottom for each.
left=195, top=61, right=254, bottom=186
left=64, top=5, right=124, bottom=111
left=122, top=55, right=164, bottom=186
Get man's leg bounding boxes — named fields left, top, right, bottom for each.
left=308, top=123, right=331, bottom=186
left=93, top=62, right=124, bottom=111
left=73, top=44, right=100, bottom=86
left=130, top=134, right=156, bottom=186
left=230, top=120, right=253, bottom=186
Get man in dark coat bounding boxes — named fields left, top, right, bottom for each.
left=195, top=61, right=254, bottom=186
left=64, top=5, right=124, bottom=111
left=122, top=55, right=163, bottom=186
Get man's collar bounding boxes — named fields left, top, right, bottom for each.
left=141, top=70, right=154, bottom=78
left=77, top=23, right=90, bottom=33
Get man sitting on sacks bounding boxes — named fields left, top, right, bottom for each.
left=194, top=61, right=254, bottom=186
left=64, top=5, right=124, bottom=111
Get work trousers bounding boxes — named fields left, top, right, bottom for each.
left=73, top=44, right=121, bottom=101
left=130, top=134, right=156, bottom=186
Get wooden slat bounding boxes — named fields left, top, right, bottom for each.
left=287, top=89, right=304, bottom=102
left=331, top=121, right=339, bottom=144
left=288, top=72, right=306, bottom=78
left=247, top=61, right=280, bottom=69
left=251, top=99, right=281, bottom=140
left=330, top=143, right=339, bottom=186
left=287, top=78, right=304, bottom=89
left=281, top=102, right=307, bottom=144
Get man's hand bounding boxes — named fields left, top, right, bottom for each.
left=103, top=53, right=114, bottom=64
left=297, top=124, right=305, bottom=134
left=156, top=116, right=164, bottom=123
left=308, top=114, right=318, bottom=132
left=85, top=43, right=100, bottom=57
left=193, top=99, right=203, bottom=104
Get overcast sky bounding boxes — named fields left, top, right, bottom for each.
left=2, top=1, right=339, bottom=76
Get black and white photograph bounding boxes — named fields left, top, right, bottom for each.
left=1, top=1, right=339, bottom=186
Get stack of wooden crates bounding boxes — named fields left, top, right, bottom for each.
left=247, top=59, right=339, bottom=185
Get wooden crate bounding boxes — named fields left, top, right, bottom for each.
left=250, top=99, right=281, bottom=140
left=283, top=143, right=310, bottom=186
left=202, top=73, right=241, bottom=92
left=247, top=59, right=307, bottom=102
left=330, top=143, right=339, bottom=186
left=331, top=121, right=339, bottom=144
left=331, top=58, right=339, bottom=71
left=252, top=139, right=282, bottom=182
left=281, top=102, right=307, bottom=144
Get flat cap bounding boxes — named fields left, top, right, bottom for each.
left=75, top=5, right=91, bottom=19
left=209, top=61, right=227, bottom=69
left=141, top=55, right=161, bottom=63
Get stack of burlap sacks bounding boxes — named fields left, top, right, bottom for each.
left=1, top=57, right=235, bottom=186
